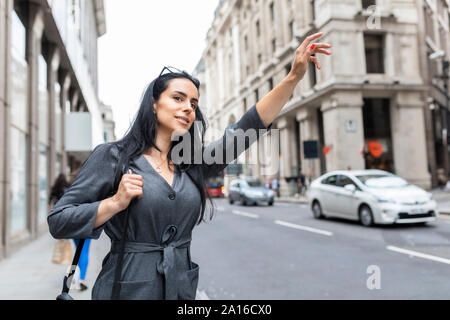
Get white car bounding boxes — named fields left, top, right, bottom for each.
left=307, top=170, right=439, bottom=226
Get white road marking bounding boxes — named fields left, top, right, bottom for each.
left=232, top=210, right=259, bottom=219
left=274, top=220, right=333, bottom=236
left=386, top=246, right=450, bottom=265
left=217, top=206, right=225, bottom=211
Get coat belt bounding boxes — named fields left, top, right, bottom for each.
left=111, top=225, right=191, bottom=300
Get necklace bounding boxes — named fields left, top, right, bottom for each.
left=147, top=155, right=173, bottom=174
left=150, top=157, right=166, bottom=173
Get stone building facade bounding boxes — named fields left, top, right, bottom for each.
left=196, top=0, right=450, bottom=196
left=0, top=0, right=107, bottom=259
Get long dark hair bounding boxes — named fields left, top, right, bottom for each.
left=113, top=71, right=215, bottom=224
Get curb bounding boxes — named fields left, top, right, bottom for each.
left=275, top=197, right=308, bottom=204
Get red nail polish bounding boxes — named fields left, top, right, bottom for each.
left=310, top=44, right=316, bottom=50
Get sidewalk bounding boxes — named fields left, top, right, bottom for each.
left=274, top=188, right=450, bottom=216
left=0, top=229, right=110, bottom=300
left=0, top=228, right=208, bottom=300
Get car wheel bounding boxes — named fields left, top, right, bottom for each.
left=312, top=201, right=324, bottom=219
left=359, top=205, right=374, bottom=227
left=229, top=197, right=234, bottom=205
left=268, top=201, right=274, bottom=206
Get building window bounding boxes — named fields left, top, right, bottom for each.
left=268, top=78, right=274, bottom=91
left=243, top=97, right=247, bottom=112
left=71, top=0, right=82, bottom=41
left=56, top=154, right=63, bottom=177
left=362, top=98, right=395, bottom=173
left=423, top=4, right=435, bottom=41
left=310, top=0, right=316, bottom=21
left=55, top=82, right=62, bottom=153
left=427, top=46, right=439, bottom=82
left=362, top=0, right=376, bottom=10
left=269, top=2, right=275, bottom=21
left=38, top=54, right=49, bottom=224
left=364, top=33, right=385, bottom=73
left=272, top=38, right=276, bottom=54
left=255, top=89, right=259, bottom=102
left=256, top=20, right=260, bottom=37
left=308, top=61, right=317, bottom=89
left=439, top=27, right=447, bottom=53
left=244, top=35, right=248, bottom=50
left=10, top=128, right=28, bottom=234
left=38, top=145, right=49, bottom=223
left=10, top=11, right=28, bottom=235
left=289, top=20, right=295, bottom=41
left=258, top=53, right=262, bottom=65
left=285, top=63, right=291, bottom=76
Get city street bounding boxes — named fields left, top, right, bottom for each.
left=1, top=197, right=450, bottom=300
left=192, top=198, right=450, bottom=299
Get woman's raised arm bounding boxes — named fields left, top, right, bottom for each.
left=256, top=32, right=332, bottom=127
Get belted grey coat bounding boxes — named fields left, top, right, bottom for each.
left=48, top=105, right=272, bottom=300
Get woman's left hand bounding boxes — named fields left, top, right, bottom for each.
left=289, top=32, right=332, bottom=81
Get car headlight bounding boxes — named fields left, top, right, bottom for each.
left=267, top=190, right=274, bottom=197
left=374, top=195, right=396, bottom=204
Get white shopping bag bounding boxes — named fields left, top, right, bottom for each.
left=65, top=264, right=81, bottom=290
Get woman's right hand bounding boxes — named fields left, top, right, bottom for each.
left=112, top=169, right=144, bottom=212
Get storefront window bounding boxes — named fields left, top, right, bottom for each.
left=55, top=82, right=62, bottom=152
left=11, top=12, right=27, bottom=132
left=56, top=154, right=63, bottom=177
left=39, top=55, right=49, bottom=144
left=10, top=128, right=28, bottom=234
left=38, top=55, right=49, bottom=224
left=39, top=145, right=49, bottom=223
left=10, top=11, right=28, bottom=235
left=362, top=98, right=395, bottom=173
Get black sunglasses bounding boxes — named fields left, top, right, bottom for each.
left=158, top=66, right=185, bottom=78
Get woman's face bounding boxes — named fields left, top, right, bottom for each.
left=153, top=78, right=198, bottom=136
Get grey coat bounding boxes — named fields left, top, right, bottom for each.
left=48, top=105, right=272, bottom=300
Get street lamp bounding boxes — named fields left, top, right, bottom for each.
left=429, top=50, right=450, bottom=180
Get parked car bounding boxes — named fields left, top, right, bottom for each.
left=307, top=170, right=438, bottom=226
left=206, top=183, right=225, bottom=198
left=228, top=178, right=275, bottom=206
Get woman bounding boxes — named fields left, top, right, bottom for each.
left=48, top=173, right=69, bottom=209
left=48, top=32, right=332, bottom=300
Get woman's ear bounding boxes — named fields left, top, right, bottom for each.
left=152, top=98, right=157, bottom=114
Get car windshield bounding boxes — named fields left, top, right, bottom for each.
left=246, top=179, right=263, bottom=187
left=356, top=175, right=409, bottom=188
left=206, top=183, right=221, bottom=188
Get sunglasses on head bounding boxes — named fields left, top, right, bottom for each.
left=158, top=66, right=186, bottom=78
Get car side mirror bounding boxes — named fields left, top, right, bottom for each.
left=344, top=184, right=356, bottom=193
